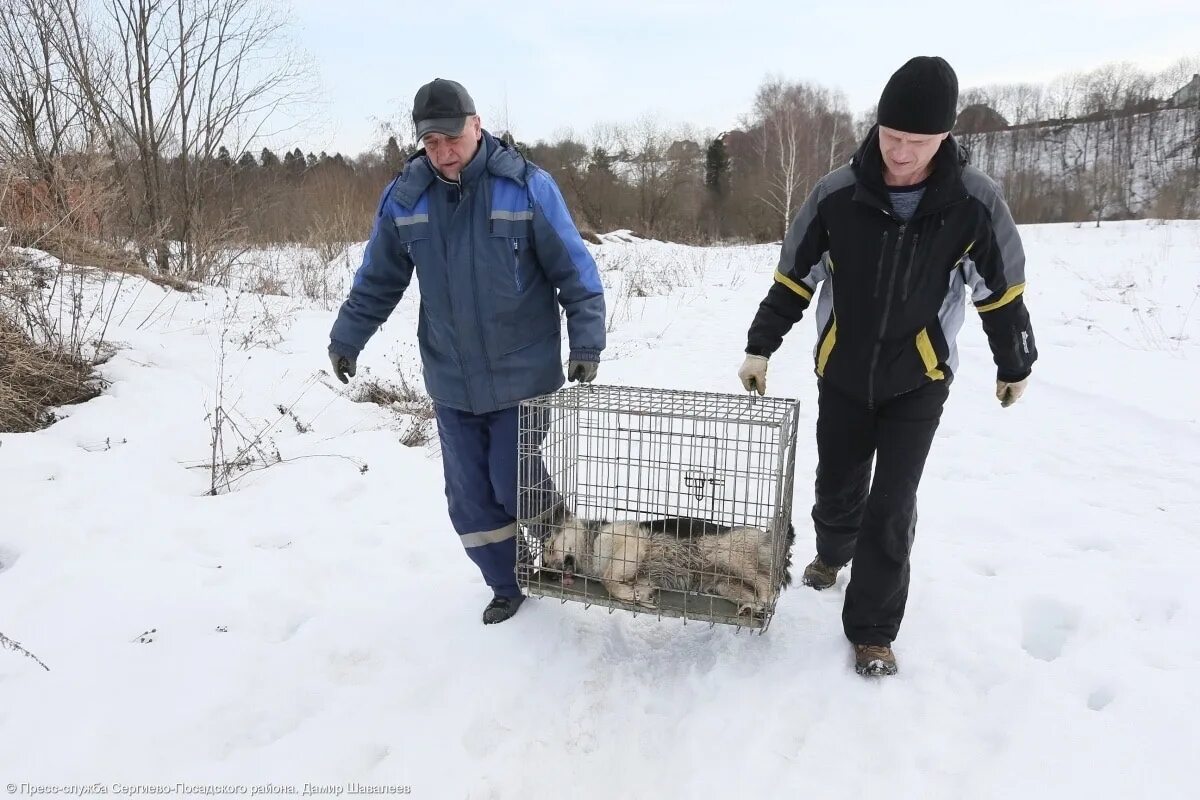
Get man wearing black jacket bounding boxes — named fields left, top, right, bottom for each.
left=738, top=56, right=1037, bottom=677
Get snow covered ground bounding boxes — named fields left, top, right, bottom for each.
left=2, top=220, right=1198, bottom=797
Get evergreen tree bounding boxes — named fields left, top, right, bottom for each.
left=383, top=135, right=404, bottom=174
left=285, top=148, right=305, bottom=176
left=588, top=146, right=616, bottom=177
left=705, top=136, right=730, bottom=196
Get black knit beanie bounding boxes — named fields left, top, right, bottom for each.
left=877, top=56, right=959, bottom=134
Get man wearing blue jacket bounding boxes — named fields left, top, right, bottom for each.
left=328, top=78, right=606, bottom=625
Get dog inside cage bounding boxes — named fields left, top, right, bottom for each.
left=516, top=384, right=801, bottom=631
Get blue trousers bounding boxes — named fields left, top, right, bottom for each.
left=434, top=404, right=557, bottom=598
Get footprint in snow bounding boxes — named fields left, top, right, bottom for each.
left=0, top=545, right=17, bottom=574
left=1087, top=685, right=1116, bottom=711
left=1020, top=596, right=1081, bottom=662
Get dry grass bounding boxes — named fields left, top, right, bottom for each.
left=0, top=317, right=103, bottom=432
left=244, top=267, right=289, bottom=297
left=0, top=223, right=119, bottom=433
left=0, top=630, right=50, bottom=672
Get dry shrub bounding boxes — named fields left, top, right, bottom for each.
left=350, top=367, right=435, bottom=447
left=245, top=268, right=288, bottom=297
left=578, top=227, right=602, bottom=245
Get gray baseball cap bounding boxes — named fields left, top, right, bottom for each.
left=412, top=78, right=476, bottom=138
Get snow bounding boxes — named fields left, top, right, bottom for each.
left=2, top=220, right=1199, bottom=797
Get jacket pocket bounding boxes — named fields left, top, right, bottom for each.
left=490, top=216, right=534, bottom=298
left=816, top=317, right=837, bottom=377
left=915, top=327, right=945, bottom=380
left=394, top=223, right=432, bottom=270
left=501, top=325, right=558, bottom=357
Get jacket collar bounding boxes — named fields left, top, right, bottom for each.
left=850, top=124, right=969, bottom=219
left=452, top=130, right=489, bottom=188
left=390, top=129, right=529, bottom=209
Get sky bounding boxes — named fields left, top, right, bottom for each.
left=278, top=0, right=1200, bottom=157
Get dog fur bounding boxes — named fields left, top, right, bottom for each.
left=540, top=512, right=795, bottom=616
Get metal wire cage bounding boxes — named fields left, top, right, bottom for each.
left=516, top=383, right=801, bottom=632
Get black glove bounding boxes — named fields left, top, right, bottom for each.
left=329, top=350, right=356, bottom=384
left=567, top=360, right=598, bottom=383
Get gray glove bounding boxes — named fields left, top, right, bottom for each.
left=996, top=377, right=1028, bottom=408
left=329, top=349, right=356, bottom=384
left=568, top=360, right=598, bottom=383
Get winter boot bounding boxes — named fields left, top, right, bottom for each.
left=801, top=555, right=842, bottom=590
left=854, top=644, right=898, bottom=676
left=482, top=594, right=525, bottom=625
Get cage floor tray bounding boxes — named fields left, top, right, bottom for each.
left=523, top=570, right=768, bottom=629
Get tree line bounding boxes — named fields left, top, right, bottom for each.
left=1, top=0, right=1196, bottom=280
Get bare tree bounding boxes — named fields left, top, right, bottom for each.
left=616, top=115, right=699, bottom=238
left=746, top=78, right=852, bottom=239
left=748, top=78, right=804, bottom=238
left=1046, top=71, right=1082, bottom=120
left=0, top=0, right=86, bottom=217
left=1010, top=83, right=1045, bottom=126
left=369, top=101, right=416, bottom=159
left=571, top=123, right=625, bottom=233
left=41, top=0, right=312, bottom=277
left=1155, top=56, right=1200, bottom=105
left=168, top=0, right=313, bottom=278
left=1084, top=156, right=1120, bottom=226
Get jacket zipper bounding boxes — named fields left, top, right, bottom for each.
left=867, top=219, right=906, bottom=409
left=900, top=231, right=920, bottom=302
left=462, top=181, right=498, bottom=410
left=512, top=239, right=523, bottom=292
left=872, top=230, right=889, bottom=298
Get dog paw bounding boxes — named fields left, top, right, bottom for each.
left=633, top=590, right=659, bottom=609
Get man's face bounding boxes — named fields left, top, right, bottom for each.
left=421, top=115, right=482, bottom=181
left=878, top=125, right=949, bottom=185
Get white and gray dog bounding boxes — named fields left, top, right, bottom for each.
left=538, top=509, right=795, bottom=615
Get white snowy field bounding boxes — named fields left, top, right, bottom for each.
left=1, top=220, right=1198, bottom=798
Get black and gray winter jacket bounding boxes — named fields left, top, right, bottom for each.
left=745, top=125, right=1037, bottom=406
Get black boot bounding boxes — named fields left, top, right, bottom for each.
left=482, top=594, right=525, bottom=625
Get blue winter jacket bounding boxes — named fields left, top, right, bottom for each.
left=329, top=131, right=606, bottom=414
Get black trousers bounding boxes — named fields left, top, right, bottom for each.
left=812, top=378, right=950, bottom=645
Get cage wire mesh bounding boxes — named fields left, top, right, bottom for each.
left=517, top=384, right=800, bottom=632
